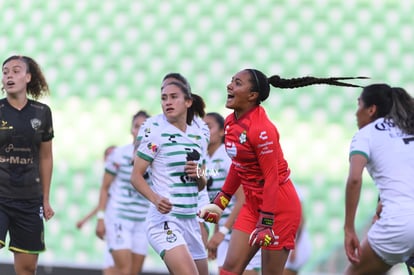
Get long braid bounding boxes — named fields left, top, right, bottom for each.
left=246, top=69, right=368, bottom=104
left=268, top=75, right=368, bottom=89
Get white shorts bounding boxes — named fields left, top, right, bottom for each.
left=103, top=246, right=114, bottom=269
left=105, top=218, right=149, bottom=255
left=368, top=214, right=414, bottom=265
left=217, top=238, right=261, bottom=271
left=147, top=214, right=207, bottom=260
left=285, top=228, right=312, bottom=271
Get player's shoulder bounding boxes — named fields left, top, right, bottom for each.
left=141, top=114, right=166, bottom=134
left=249, top=107, right=275, bottom=132
left=28, top=99, right=51, bottom=111
left=143, top=114, right=164, bottom=126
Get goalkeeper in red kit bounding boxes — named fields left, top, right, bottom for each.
left=198, top=68, right=365, bottom=275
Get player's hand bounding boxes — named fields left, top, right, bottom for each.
left=207, top=231, right=225, bottom=251
left=198, top=204, right=222, bottom=223
left=43, top=200, right=54, bottom=221
left=249, top=211, right=279, bottom=247
left=155, top=196, right=173, bottom=214
left=95, top=220, right=106, bottom=240
left=344, top=228, right=361, bottom=264
left=76, top=219, right=87, bottom=229
left=197, top=191, right=231, bottom=223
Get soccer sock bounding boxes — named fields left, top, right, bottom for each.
left=219, top=267, right=238, bottom=275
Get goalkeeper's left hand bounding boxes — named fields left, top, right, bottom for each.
left=248, top=211, right=279, bottom=247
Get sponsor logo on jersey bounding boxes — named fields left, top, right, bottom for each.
left=0, top=120, right=12, bottom=130
left=0, top=155, right=34, bottom=164
left=225, top=142, right=237, bottom=158
left=259, top=131, right=268, bottom=140
left=147, top=142, right=158, bottom=153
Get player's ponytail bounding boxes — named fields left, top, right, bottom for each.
left=246, top=69, right=367, bottom=104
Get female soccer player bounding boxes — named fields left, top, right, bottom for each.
left=0, top=55, right=54, bottom=275
left=95, top=110, right=151, bottom=275
left=199, top=69, right=364, bottom=275
left=344, top=84, right=414, bottom=274
left=203, top=112, right=260, bottom=275
left=131, top=80, right=209, bottom=275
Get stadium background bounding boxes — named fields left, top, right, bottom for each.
left=0, top=0, right=413, bottom=274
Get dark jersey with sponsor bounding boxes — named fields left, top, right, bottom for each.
left=0, top=98, right=54, bottom=199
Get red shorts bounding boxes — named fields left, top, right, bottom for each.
left=233, top=180, right=301, bottom=250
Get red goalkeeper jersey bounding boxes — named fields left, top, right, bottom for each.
left=223, top=105, right=291, bottom=214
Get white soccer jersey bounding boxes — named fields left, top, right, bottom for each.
left=205, top=144, right=235, bottom=228
left=350, top=118, right=414, bottom=217
left=137, top=114, right=208, bottom=218
left=105, top=143, right=150, bottom=221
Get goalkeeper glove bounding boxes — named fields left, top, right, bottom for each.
left=248, top=211, right=279, bottom=247
left=198, top=191, right=231, bottom=223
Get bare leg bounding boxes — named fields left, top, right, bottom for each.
left=223, top=229, right=260, bottom=274
left=131, top=253, right=146, bottom=275
left=164, top=245, right=199, bottom=275
left=111, top=249, right=132, bottom=275
left=344, top=237, right=391, bottom=275
left=195, top=258, right=209, bottom=275
left=261, top=248, right=289, bottom=275
left=14, top=253, right=38, bottom=275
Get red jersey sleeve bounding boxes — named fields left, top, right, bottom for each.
left=250, top=119, right=285, bottom=214
left=221, top=163, right=242, bottom=196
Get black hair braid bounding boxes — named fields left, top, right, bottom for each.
left=268, top=75, right=368, bottom=89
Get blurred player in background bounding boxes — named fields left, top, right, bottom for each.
left=283, top=184, right=312, bottom=275
left=96, top=110, right=151, bottom=275
left=76, top=145, right=116, bottom=275
left=344, top=84, right=414, bottom=274
left=0, top=55, right=54, bottom=275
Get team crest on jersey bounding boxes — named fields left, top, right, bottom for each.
left=166, top=230, right=177, bottom=243
left=147, top=142, right=158, bottom=153
left=30, top=118, right=41, bottom=130
left=239, top=130, right=247, bottom=144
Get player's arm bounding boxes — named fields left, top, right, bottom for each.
left=253, top=125, right=280, bottom=214
left=76, top=205, right=99, bottom=229
left=39, top=139, right=54, bottom=221
left=249, top=125, right=280, bottom=246
left=131, top=156, right=172, bottom=214
left=95, top=170, right=115, bottom=240
left=344, top=153, right=366, bottom=263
